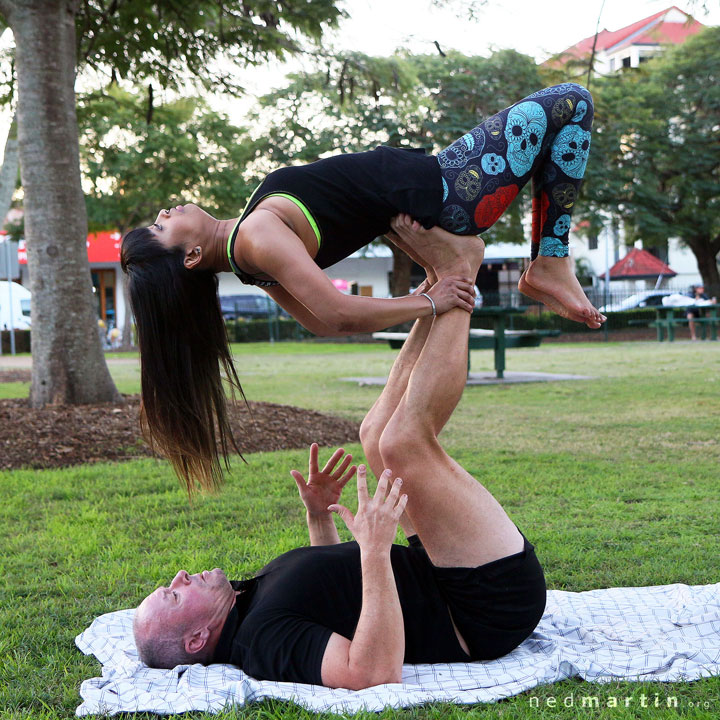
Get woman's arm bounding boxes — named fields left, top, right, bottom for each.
left=241, top=210, right=475, bottom=335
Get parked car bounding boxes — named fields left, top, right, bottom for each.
left=0, top=280, right=31, bottom=330
left=599, top=290, right=677, bottom=313
left=219, top=294, right=289, bottom=321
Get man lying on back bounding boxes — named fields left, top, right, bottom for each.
left=133, top=264, right=547, bottom=689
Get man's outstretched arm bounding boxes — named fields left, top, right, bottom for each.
left=321, top=466, right=408, bottom=690
left=291, top=444, right=356, bottom=546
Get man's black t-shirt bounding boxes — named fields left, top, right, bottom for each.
left=212, top=540, right=469, bottom=685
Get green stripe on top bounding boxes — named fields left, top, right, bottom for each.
left=226, top=217, right=243, bottom=273
left=227, top=189, right=322, bottom=271
left=267, top=193, right=321, bottom=249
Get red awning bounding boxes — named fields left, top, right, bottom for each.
left=17, top=230, right=122, bottom=265
left=609, top=248, right=677, bottom=280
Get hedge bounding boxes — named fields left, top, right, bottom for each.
left=470, top=307, right=660, bottom=334
left=1, top=329, right=31, bottom=353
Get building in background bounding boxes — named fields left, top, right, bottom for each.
left=551, top=6, right=707, bottom=293
left=550, top=5, right=703, bottom=72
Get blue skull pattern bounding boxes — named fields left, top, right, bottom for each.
left=553, top=214, right=572, bottom=236
left=539, top=236, right=568, bottom=257
left=480, top=153, right=506, bottom=175
left=572, top=100, right=588, bottom=123
left=504, top=101, right=547, bottom=177
left=551, top=125, right=591, bottom=179
left=439, top=204, right=471, bottom=233
left=437, top=128, right=485, bottom=169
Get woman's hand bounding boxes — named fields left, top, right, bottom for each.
left=291, top=444, right=356, bottom=518
left=329, top=467, right=408, bottom=555
left=425, top=275, right=476, bottom=314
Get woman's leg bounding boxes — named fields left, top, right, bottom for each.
left=428, top=83, right=603, bottom=327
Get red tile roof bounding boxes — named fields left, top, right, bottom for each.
left=609, top=248, right=677, bottom=279
left=553, top=6, right=703, bottom=61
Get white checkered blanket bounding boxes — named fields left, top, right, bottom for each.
left=75, top=582, right=720, bottom=716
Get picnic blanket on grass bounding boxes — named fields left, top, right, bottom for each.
left=75, top=582, right=720, bottom=716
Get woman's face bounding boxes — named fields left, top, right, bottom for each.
left=148, top=203, right=215, bottom=251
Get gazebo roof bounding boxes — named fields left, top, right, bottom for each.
left=609, top=248, right=677, bottom=280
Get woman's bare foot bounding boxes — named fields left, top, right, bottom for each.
left=518, top=270, right=601, bottom=328
left=390, top=213, right=484, bottom=278
left=522, top=257, right=605, bottom=328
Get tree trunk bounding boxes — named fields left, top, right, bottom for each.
left=0, top=113, right=19, bottom=226
left=385, top=242, right=414, bottom=297
left=9, top=0, right=119, bottom=405
left=686, top=236, right=720, bottom=297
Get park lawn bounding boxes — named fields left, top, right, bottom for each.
left=1, top=339, right=719, bottom=719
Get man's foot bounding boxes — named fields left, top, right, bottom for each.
left=385, top=230, right=438, bottom=284
left=522, top=257, right=606, bottom=329
left=390, top=214, right=484, bottom=278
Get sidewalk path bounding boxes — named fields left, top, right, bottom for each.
left=0, top=355, right=139, bottom=369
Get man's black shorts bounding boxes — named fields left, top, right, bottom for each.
left=408, top=529, right=546, bottom=660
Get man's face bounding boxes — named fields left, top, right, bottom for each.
left=137, top=567, right=235, bottom=637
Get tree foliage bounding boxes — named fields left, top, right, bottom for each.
left=75, top=0, right=344, bottom=92
left=78, top=86, right=256, bottom=233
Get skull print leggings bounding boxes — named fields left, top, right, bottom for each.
left=435, top=83, right=594, bottom=259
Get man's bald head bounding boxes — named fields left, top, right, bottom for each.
left=133, top=568, right=237, bottom=668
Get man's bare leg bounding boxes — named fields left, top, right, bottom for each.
left=360, top=275, right=446, bottom=538
left=378, top=304, right=524, bottom=569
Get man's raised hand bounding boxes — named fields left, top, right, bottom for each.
left=291, top=443, right=356, bottom=518
left=329, top=466, right=408, bottom=555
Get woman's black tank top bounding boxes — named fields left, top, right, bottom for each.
left=229, top=146, right=443, bottom=284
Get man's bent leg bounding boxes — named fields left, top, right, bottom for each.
left=379, top=306, right=523, bottom=569
left=360, top=312, right=435, bottom=538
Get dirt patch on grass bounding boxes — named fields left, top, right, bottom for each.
left=0, top=369, right=32, bottom=383
left=0, top=395, right=360, bottom=471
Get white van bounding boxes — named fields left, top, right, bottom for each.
left=0, top=280, right=31, bottom=330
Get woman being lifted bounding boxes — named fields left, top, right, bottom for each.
left=121, top=82, right=603, bottom=494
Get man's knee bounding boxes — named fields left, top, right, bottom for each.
left=378, top=412, right=428, bottom=469
left=359, top=413, right=382, bottom=457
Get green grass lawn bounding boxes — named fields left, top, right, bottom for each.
left=1, top=340, right=719, bottom=718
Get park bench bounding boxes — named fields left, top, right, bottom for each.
left=373, top=306, right=560, bottom=379
left=629, top=306, right=719, bottom=342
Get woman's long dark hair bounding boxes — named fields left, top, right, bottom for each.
left=121, top=227, right=244, bottom=495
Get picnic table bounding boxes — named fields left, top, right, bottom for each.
left=634, top=305, right=719, bottom=342
left=373, top=306, right=560, bottom=379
